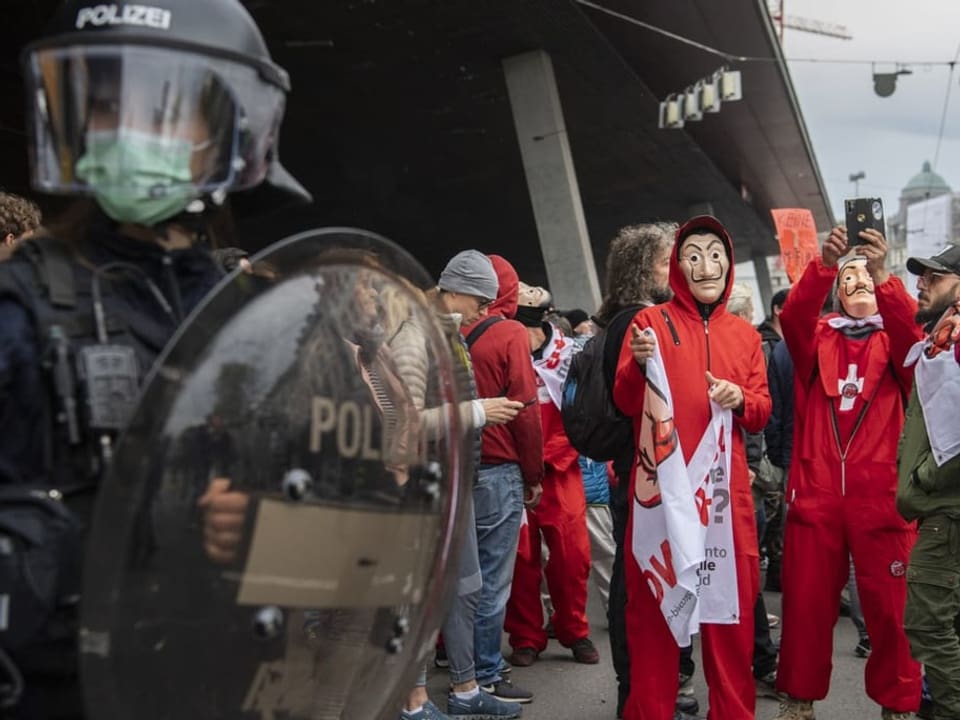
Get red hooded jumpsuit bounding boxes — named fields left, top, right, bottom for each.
left=776, top=257, right=922, bottom=712
left=504, top=324, right=592, bottom=654
left=613, top=218, right=770, bottom=720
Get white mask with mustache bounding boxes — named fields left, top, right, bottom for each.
left=679, top=233, right=730, bottom=305
left=836, top=258, right=878, bottom=319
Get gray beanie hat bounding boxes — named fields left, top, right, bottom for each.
left=438, top=250, right=499, bottom=301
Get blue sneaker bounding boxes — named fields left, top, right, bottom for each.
left=447, top=690, right=522, bottom=719
left=401, top=700, right=451, bottom=720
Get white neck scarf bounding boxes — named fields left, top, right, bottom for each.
left=827, top=314, right=884, bottom=330
left=906, top=339, right=960, bottom=467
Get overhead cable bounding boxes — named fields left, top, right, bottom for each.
left=575, top=0, right=959, bottom=68
left=932, top=42, right=960, bottom=171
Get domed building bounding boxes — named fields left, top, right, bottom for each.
left=888, top=161, right=955, bottom=281
left=901, top=161, right=952, bottom=205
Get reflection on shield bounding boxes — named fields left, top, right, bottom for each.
left=635, top=378, right=678, bottom=509
left=80, top=229, right=472, bottom=720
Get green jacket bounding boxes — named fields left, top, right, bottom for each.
left=897, top=382, right=960, bottom=520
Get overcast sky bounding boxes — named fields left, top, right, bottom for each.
left=783, top=0, right=960, bottom=225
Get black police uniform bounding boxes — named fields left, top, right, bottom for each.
left=0, top=220, right=222, bottom=718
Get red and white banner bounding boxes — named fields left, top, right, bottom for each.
left=630, top=334, right=738, bottom=646
left=531, top=323, right=575, bottom=409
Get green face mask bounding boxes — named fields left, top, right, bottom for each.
left=75, top=128, right=198, bottom=226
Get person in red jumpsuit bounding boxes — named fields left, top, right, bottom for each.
left=504, top=282, right=599, bottom=666
left=773, top=227, right=922, bottom=720
left=614, top=215, right=771, bottom=720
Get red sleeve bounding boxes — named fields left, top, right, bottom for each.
left=613, top=310, right=647, bottom=417
left=501, top=325, right=544, bottom=486
left=781, top=257, right=835, bottom=387
left=736, top=331, right=772, bottom=433
left=875, top=275, right=923, bottom=395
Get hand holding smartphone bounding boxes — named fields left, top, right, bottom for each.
left=844, top=197, right=885, bottom=246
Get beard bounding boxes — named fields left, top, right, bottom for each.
left=916, top=299, right=953, bottom=328
left=650, top=286, right=673, bottom=305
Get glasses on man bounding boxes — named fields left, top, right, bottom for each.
left=477, top=298, right=494, bottom=311
left=918, top=269, right=951, bottom=287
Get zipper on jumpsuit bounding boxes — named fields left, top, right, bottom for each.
left=828, top=400, right=871, bottom=496
left=703, top=319, right=711, bottom=370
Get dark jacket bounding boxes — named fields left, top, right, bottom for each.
left=756, top=319, right=781, bottom=363
left=764, top=338, right=795, bottom=469
left=0, top=224, right=222, bottom=487
left=601, top=303, right=646, bottom=486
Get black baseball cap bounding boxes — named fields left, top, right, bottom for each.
left=906, top=244, right=960, bottom=276
left=563, top=309, right=590, bottom=328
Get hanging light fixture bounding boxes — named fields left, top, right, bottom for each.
left=658, top=93, right=684, bottom=128
left=683, top=84, right=703, bottom=121
left=700, top=76, right=722, bottom=113
left=717, top=67, right=742, bottom=101
left=658, top=66, right=742, bottom=130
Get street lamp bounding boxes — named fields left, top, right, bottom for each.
left=849, top=171, right=865, bottom=196
left=873, top=66, right=913, bottom=98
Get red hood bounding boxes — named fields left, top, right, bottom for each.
left=488, top=254, right=520, bottom=319
left=669, top=215, right=735, bottom=320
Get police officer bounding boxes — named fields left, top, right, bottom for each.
left=0, top=1, right=307, bottom=716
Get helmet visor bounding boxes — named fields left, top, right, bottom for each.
left=24, top=44, right=285, bottom=198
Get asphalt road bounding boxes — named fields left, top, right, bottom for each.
left=425, top=581, right=882, bottom=719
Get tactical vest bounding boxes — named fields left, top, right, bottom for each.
left=0, top=234, right=176, bottom=489
left=0, top=234, right=206, bottom=681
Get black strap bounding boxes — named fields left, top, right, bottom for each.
left=465, top=316, right=504, bottom=349
left=22, top=236, right=76, bottom=310
left=0, top=237, right=112, bottom=487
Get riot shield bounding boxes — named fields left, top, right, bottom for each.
left=80, top=229, right=471, bottom=720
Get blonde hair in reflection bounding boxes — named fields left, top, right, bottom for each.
left=379, top=276, right=428, bottom=343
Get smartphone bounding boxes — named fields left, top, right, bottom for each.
left=844, top=197, right=885, bottom=246
left=522, top=398, right=537, bottom=407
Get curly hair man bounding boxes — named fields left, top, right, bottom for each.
left=0, top=191, right=41, bottom=261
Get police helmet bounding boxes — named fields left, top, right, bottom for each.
left=21, top=0, right=310, bottom=219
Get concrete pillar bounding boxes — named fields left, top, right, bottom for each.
left=753, top=253, right=774, bottom=316
left=502, top=50, right=602, bottom=313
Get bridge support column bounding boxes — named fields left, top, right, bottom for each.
left=502, top=50, right=601, bottom=313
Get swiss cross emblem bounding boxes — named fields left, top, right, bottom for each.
left=837, top=363, right=864, bottom=412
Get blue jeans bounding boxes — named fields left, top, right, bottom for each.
left=472, top=462, right=524, bottom=686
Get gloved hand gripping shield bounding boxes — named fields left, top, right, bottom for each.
left=80, top=229, right=470, bottom=719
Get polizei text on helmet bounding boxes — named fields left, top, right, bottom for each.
left=76, top=5, right=172, bottom=30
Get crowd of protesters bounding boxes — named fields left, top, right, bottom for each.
left=387, top=216, right=960, bottom=720
left=3, top=182, right=957, bottom=720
